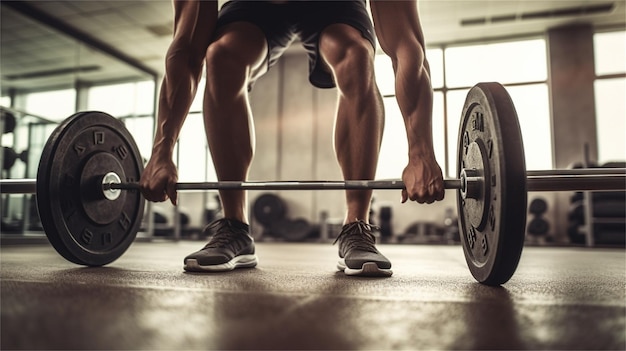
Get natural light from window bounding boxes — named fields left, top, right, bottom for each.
left=376, top=38, right=551, bottom=179
left=594, top=30, right=626, bottom=164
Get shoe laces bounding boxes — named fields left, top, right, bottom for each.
left=203, top=219, right=249, bottom=249
left=333, top=220, right=379, bottom=253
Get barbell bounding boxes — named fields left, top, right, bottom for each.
left=1, top=82, right=624, bottom=285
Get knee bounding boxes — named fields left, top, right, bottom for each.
left=322, top=36, right=376, bottom=96
left=389, top=39, right=427, bottom=74
left=204, top=40, right=251, bottom=97
left=205, top=40, right=246, bottom=80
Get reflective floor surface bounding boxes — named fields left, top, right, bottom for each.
left=1, top=241, right=625, bottom=350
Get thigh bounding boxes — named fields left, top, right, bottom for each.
left=210, top=21, right=268, bottom=80
left=216, top=1, right=297, bottom=82
left=318, top=23, right=375, bottom=66
left=297, top=0, right=376, bottom=88
left=370, top=0, right=426, bottom=56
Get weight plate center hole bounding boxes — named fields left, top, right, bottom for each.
left=80, top=152, right=126, bottom=225
left=462, top=141, right=491, bottom=231
left=102, top=172, right=122, bottom=201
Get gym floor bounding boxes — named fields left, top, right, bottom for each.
left=1, top=241, right=624, bottom=350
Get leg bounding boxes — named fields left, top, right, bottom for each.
left=203, top=22, right=268, bottom=224
left=320, top=24, right=392, bottom=277
left=319, top=24, right=385, bottom=225
left=184, top=22, right=266, bottom=273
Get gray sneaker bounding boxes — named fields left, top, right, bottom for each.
left=184, top=219, right=258, bottom=272
left=334, top=220, right=392, bottom=277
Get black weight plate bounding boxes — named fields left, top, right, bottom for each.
left=528, top=197, right=548, bottom=215
left=253, top=193, right=287, bottom=226
left=457, top=83, right=527, bottom=285
left=271, top=218, right=312, bottom=242
left=36, top=111, right=144, bottom=266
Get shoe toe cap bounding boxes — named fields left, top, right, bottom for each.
left=344, top=250, right=392, bottom=269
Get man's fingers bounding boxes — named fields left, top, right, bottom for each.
left=401, top=189, right=408, bottom=203
left=141, top=187, right=167, bottom=203
left=166, top=180, right=178, bottom=206
left=403, top=181, right=445, bottom=204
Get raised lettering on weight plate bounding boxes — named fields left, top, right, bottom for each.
left=73, top=143, right=86, bottom=155
left=467, top=226, right=477, bottom=249
left=115, top=145, right=128, bottom=160
left=94, top=131, right=105, bottom=145
left=102, top=232, right=112, bottom=246
left=118, top=211, right=131, bottom=230
left=463, top=131, right=470, bottom=155
left=81, top=228, right=93, bottom=245
left=472, top=112, right=484, bottom=132
left=488, top=205, right=496, bottom=232
left=481, top=234, right=489, bottom=255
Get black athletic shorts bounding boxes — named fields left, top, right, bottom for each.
left=216, top=0, right=376, bottom=89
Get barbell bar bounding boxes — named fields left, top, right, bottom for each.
left=1, top=169, right=625, bottom=194
left=1, top=82, right=624, bottom=286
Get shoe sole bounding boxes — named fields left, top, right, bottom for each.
left=337, top=259, right=393, bottom=277
left=184, top=254, right=258, bottom=272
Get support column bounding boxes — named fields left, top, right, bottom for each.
left=546, top=24, right=597, bottom=242
left=548, top=24, right=597, bottom=167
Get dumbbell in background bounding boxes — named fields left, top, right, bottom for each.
left=1, top=111, right=23, bottom=173
left=3, top=147, right=28, bottom=172
left=527, top=197, right=550, bottom=245
left=1, top=110, right=17, bottom=135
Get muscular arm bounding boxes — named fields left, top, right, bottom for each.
left=140, top=0, right=217, bottom=204
left=370, top=0, right=444, bottom=203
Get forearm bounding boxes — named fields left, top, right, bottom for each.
left=370, top=0, right=435, bottom=161
left=152, top=52, right=205, bottom=157
left=372, top=0, right=444, bottom=202
left=394, top=48, right=436, bottom=162
left=151, top=0, right=217, bottom=158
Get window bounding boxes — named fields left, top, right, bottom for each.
left=87, top=81, right=155, bottom=118
left=594, top=31, right=626, bottom=76
left=374, top=50, right=445, bottom=180
left=88, top=80, right=156, bottom=161
left=24, top=89, right=76, bottom=121
left=446, top=89, right=469, bottom=174
left=594, top=30, right=626, bottom=164
left=446, top=85, right=553, bottom=171
left=594, top=79, right=625, bottom=163
left=176, top=113, right=215, bottom=182
left=376, top=97, right=406, bottom=180
left=444, top=39, right=547, bottom=87
left=376, top=38, right=550, bottom=178
left=506, top=84, right=552, bottom=170
left=122, top=116, right=155, bottom=163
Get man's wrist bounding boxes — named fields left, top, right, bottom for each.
left=151, top=138, right=176, bottom=158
